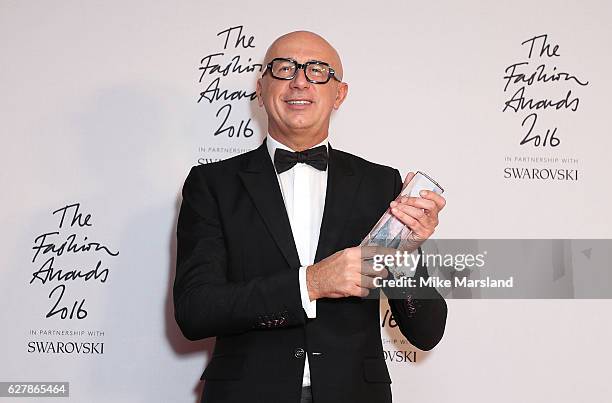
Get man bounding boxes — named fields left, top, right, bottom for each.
left=174, top=31, right=447, bottom=403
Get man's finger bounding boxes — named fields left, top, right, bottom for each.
left=394, top=196, right=437, bottom=212
left=361, top=245, right=397, bottom=260
left=351, top=285, right=370, bottom=298
left=390, top=206, right=430, bottom=234
left=360, top=274, right=384, bottom=289
left=393, top=203, right=433, bottom=224
left=419, top=190, right=446, bottom=210
left=362, top=262, right=389, bottom=278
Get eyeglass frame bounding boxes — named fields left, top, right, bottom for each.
left=262, top=57, right=342, bottom=84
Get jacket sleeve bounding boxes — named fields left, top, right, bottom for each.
left=386, top=169, right=448, bottom=351
left=173, top=166, right=305, bottom=341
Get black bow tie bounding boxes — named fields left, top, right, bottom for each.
left=273, top=145, right=329, bottom=174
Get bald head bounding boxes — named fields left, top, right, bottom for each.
left=256, top=30, right=349, bottom=151
left=264, top=31, right=343, bottom=80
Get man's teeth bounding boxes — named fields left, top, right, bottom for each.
left=286, top=100, right=311, bottom=105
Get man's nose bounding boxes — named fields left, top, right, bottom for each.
left=289, top=67, right=310, bottom=89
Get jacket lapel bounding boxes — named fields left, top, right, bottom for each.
left=314, top=144, right=363, bottom=263
left=238, top=141, right=301, bottom=269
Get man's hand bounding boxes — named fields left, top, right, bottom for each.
left=390, top=172, right=446, bottom=243
left=306, top=247, right=389, bottom=300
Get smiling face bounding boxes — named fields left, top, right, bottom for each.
left=256, top=31, right=348, bottom=151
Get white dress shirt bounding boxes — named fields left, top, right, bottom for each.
left=265, top=134, right=327, bottom=387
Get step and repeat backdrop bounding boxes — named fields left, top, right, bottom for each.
left=1, top=1, right=611, bottom=402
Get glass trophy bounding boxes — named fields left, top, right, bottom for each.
left=360, top=171, right=444, bottom=250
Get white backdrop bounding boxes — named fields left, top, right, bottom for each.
left=1, top=1, right=611, bottom=402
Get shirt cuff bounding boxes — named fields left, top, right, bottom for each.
left=298, top=266, right=317, bottom=318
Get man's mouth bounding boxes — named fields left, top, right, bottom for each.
left=285, top=100, right=313, bottom=105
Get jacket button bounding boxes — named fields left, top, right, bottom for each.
left=294, top=348, right=305, bottom=358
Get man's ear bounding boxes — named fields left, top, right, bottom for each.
left=256, top=79, right=264, bottom=107
left=333, top=82, right=348, bottom=110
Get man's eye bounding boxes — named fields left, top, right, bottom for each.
left=309, top=66, right=326, bottom=76
left=276, top=65, right=294, bottom=74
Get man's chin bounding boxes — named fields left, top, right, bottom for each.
left=281, top=119, right=316, bottom=133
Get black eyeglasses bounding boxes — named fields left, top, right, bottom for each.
left=263, top=57, right=342, bottom=84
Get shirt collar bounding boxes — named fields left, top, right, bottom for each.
left=265, top=134, right=329, bottom=164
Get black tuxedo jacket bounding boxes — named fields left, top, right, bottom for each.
left=174, top=141, right=447, bottom=403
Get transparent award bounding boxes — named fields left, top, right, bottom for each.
left=360, top=171, right=444, bottom=251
